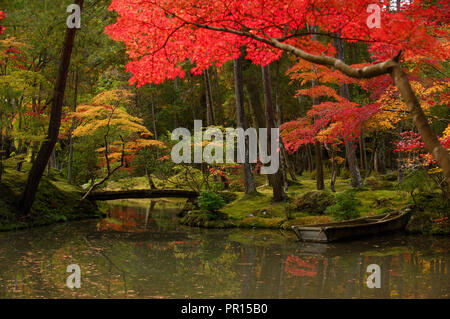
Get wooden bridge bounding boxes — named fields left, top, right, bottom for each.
left=86, top=189, right=199, bottom=201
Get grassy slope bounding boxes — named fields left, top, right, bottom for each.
left=0, top=161, right=100, bottom=231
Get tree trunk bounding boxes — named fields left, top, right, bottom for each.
left=67, top=69, right=78, bottom=184
left=243, top=62, right=267, bottom=187
left=204, top=69, right=215, bottom=126
left=19, top=0, right=83, bottom=215
left=311, top=72, right=324, bottom=188
left=346, top=140, right=363, bottom=187
left=330, top=150, right=337, bottom=192
left=243, top=63, right=266, bottom=129
left=307, top=144, right=313, bottom=173
left=308, top=27, right=325, bottom=190
left=261, top=65, right=285, bottom=202
left=151, top=93, right=158, bottom=140
left=274, top=60, right=289, bottom=191
left=189, top=21, right=450, bottom=192
left=283, top=146, right=297, bottom=181
left=14, top=99, right=25, bottom=172
left=391, top=65, right=450, bottom=193
left=314, top=141, right=325, bottom=190
left=234, top=54, right=257, bottom=194
left=296, top=150, right=304, bottom=176
left=359, top=132, right=367, bottom=171
left=145, top=167, right=157, bottom=190
left=0, top=112, right=3, bottom=182
left=334, top=36, right=363, bottom=187
left=374, top=133, right=386, bottom=174
left=362, top=133, right=368, bottom=171
left=397, top=124, right=404, bottom=184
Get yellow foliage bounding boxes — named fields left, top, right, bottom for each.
left=71, top=91, right=164, bottom=165
left=91, top=89, right=134, bottom=106
left=72, top=103, right=152, bottom=138
left=365, top=80, right=449, bottom=132
left=443, top=125, right=450, bottom=138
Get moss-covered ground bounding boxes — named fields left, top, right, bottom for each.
left=3, top=158, right=446, bottom=235
left=180, top=172, right=448, bottom=235
left=0, top=160, right=100, bottom=231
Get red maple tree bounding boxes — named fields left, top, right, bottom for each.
left=105, top=0, right=450, bottom=190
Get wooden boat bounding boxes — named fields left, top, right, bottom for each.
left=291, top=210, right=412, bottom=243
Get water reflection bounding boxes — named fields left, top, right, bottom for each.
left=0, top=200, right=448, bottom=299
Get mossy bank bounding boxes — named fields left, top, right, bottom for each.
left=0, top=163, right=101, bottom=231
left=179, top=173, right=449, bottom=235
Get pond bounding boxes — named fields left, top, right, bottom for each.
left=0, top=200, right=448, bottom=299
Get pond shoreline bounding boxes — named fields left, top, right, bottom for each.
left=0, top=166, right=101, bottom=232
left=1, top=195, right=448, bottom=236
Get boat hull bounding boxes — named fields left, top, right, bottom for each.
left=292, top=210, right=412, bottom=243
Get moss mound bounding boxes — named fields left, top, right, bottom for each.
left=406, top=192, right=449, bottom=235
left=0, top=167, right=100, bottom=231
left=293, top=190, right=336, bottom=214
left=281, top=216, right=333, bottom=230
left=237, top=217, right=285, bottom=229
left=179, top=210, right=235, bottom=228
left=381, top=171, right=398, bottom=182
left=217, top=191, right=238, bottom=204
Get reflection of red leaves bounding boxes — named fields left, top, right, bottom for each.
left=285, top=255, right=318, bottom=277
left=403, top=253, right=411, bottom=263
left=97, top=207, right=149, bottom=233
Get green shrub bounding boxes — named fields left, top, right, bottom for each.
left=294, top=191, right=336, bottom=214
left=325, top=190, right=361, bottom=221
left=198, top=191, right=226, bottom=212
left=413, top=192, right=450, bottom=216
left=180, top=210, right=234, bottom=228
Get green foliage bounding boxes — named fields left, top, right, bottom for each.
left=413, top=192, right=450, bottom=216
left=325, top=190, right=361, bottom=221
left=293, top=190, right=336, bottom=214
left=398, top=169, right=435, bottom=203
left=198, top=191, right=226, bottom=212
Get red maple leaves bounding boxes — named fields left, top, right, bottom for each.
left=105, top=0, right=449, bottom=87
left=0, top=11, right=5, bottom=34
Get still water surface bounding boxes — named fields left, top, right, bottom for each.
left=0, top=200, right=448, bottom=298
